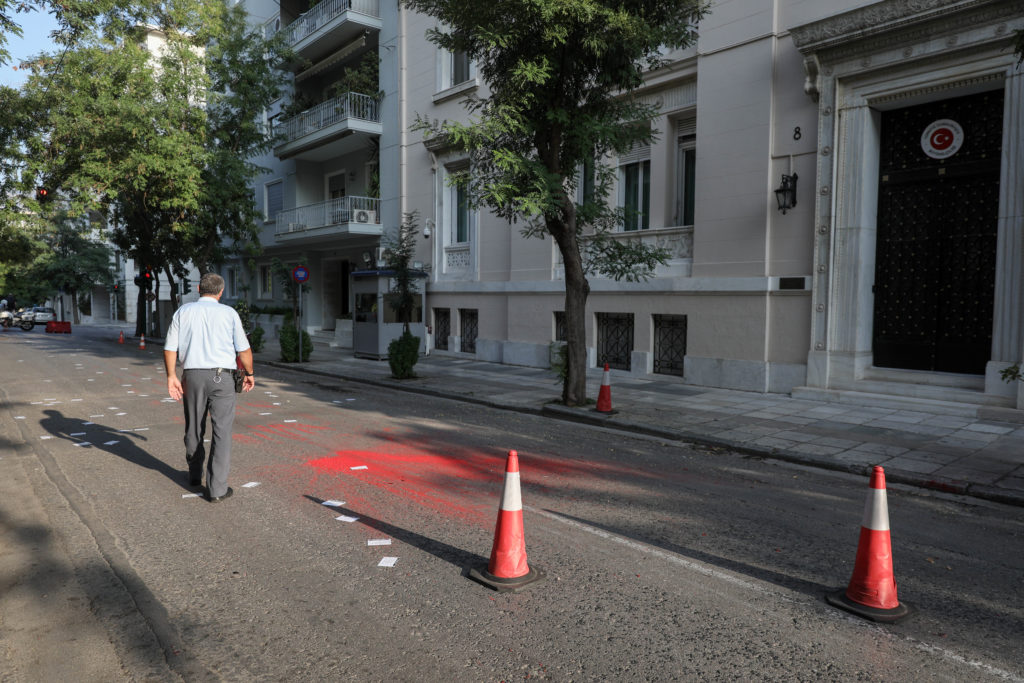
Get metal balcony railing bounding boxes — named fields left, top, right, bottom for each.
left=276, top=93, right=380, bottom=146
left=275, top=196, right=381, bottom=236
left=279, top=0, right=381, bottom=46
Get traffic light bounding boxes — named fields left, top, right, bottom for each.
left=35, top=187, right=50, bottom=203
left=133, top=275, right=143, bottom=287
left=143, top=270, right=153, bottom=290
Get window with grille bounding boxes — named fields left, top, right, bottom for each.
left=653, top=314, right=687, bottom=376
left=596, top=312, right=634, bottom=371
left=554, top=311, right=566, bottom=341
left=460, top=308, right=478, bottom=353
left=434, top=308, right=450, bottom=350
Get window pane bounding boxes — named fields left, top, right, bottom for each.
left=683, top=149, right=696, bottom=226
left=456, top=185, right=469, bottom=242
left=623, top=163, right=640, bottom=231
left=266, top=181, right=283, bottom=220
left=452, top=51, right=470, bottom=85
left=641, top=160, right=650, bottom=230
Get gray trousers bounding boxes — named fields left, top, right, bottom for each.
left=183, top=369, right=237, bottom=497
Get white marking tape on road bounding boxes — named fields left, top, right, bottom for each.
left=904, top=636, right=1023, bottom=682
left=378, top=557, right=398, bottom=567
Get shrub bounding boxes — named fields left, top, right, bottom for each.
left=279, top=323, right=313, bottom=362
left=388, top=331, right=420, bottom=379
left=248, top=325, right=265, bottom=354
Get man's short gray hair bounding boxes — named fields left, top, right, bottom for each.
left=199, top=273, right=225, bottom=296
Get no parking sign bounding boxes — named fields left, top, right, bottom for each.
left=292, top=265, right=309, bottom=283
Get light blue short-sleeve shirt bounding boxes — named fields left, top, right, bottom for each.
left=164, top=297, right=250, bottom=369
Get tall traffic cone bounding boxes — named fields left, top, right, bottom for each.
left=826, top=466, right=912, bottom=623
left=595, top=363, right=614, bottom=413
left=468, top=450, right=545, bottom=593
left=118, top=330, right=125, bottom=344
left=138, top=333, right=146, bottom=350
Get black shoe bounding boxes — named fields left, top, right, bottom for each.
left=188, top=474, right=202, bottom=487
left=207, top=487, right=234, bottom=503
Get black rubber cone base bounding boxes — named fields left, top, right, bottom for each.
left=826, top=589, right=913, bottom=624
left=467, top=565, right=546, bottom=593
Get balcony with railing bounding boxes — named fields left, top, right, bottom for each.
left=279, top=0, right=382, bottom=62
left=273, top=92, right=382, bottom=160
left=275, top=196, right=382, bottom=243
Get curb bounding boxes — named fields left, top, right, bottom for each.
left=259, top=360, right=1024, bottom=509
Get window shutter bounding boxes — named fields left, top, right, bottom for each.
left=619, top=140, right=650, bottom=165
left=676, top=117, right=696, bottom=138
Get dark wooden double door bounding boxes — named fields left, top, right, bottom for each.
left=872, top=90, right=1003, bottom=375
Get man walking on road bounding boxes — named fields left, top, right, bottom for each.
left=164, top=273, right=255, bottom=502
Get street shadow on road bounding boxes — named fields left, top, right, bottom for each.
left=540, top=507, right=834, bottom=599
left=39, top=409, right=192, bottom=491
left=303, top=495, right=486, bottom=574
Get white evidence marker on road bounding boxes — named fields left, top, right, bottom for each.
left=367, top=539, right=392, bottom=546
left=108, top=406, right=119, bottom=410
left=87, top=379, right=95, bottom=382
left=73, top=442, right=92, bottom=447
left=283, top=419, right=297, bottom=423
left=40, top=436, right=53, bottom=440
left=116, top=412, right=127, bottom=416
left=82, top=421, right=94, bottom=425
left=322, top=500, right=345, bottom=507
left=335, top=515, right=359, bottom=523
left=134, top=428, right=149, bottom=432
left=138, top=394, right=149, bottom=397
left=31, top=401, right=41, bottom=405
left=90, top=415, right=104, bottom=418
left=103, top=440, right=119, bottom=446
left=96, top=372, right=104, bottom=374
left=378, top=557, right=398, bottom=568
left=182, top=493, right=201, bottom=498
left=14, top=416, right=24, bottom=420
left=242, top=482, right=260, bottom=488
left=259, top=412, right=272, bottom=416
left=71, top=398, right=83, bottom=402
left=69, top=432, right=86, bottom=436
left=272, top=402, right=281, bottom=406
left=121, top=384, right=132, bottom=387
left=350, top=465, right=368, bottom=471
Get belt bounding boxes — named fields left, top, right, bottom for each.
left=184, top=367, right=236, bottom=374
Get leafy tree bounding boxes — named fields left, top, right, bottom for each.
left=12, top=0, right=291, bottom=334
left=404, top=0, right=705, bottom=406
left=32, top=213, right=114, bottom=322
left=384, top=212, right=423, bottom=379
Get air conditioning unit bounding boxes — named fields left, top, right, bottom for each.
left=353, top=210, right=377, bottom=224
left=287, top=222, right=305, bottom=232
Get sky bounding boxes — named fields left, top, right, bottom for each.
left=1, top=7, right=59, bottom=88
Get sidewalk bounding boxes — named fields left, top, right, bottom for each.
left=251, top=340, right=1024, bottom=508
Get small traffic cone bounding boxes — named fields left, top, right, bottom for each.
left=595, top=363, right=614, bottom=413
left=826, top=466, right=912, bottom=623
left=468, top=450, right=545, bottom=593
left=118, top=330, right=125, bottom=344
left=138, top=334, right=146, bottom=350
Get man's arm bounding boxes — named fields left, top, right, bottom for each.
left=237, top=348, right=255, bottom=392
left=164, top=350, right=183, bottom=401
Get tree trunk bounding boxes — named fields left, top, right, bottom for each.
left=549, top=211, right=590, bottom=407
left=134, top=286, right=146, bottom=338
left=151, top=274, right=162, bottom=338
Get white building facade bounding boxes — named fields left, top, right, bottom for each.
left=238, top=0, right=1024, bottom=413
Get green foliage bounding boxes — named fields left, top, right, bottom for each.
left=403, top=0, right=705, bottom=405
left=272, top=258, right=310, bottom=323
left=327, top=51, right=383, bottom=101
left=549, top=341, right=568, bottom=385
left=383, top=212, right=422, bottom=334
left=1002, top=363, right=1022, bottom=383
left=234, top=298, right=265, bottom=352
left=248, top=325, right=265, bottom=354
left=7, top=0, right=292, bottom=313
left=279, top=318, right=313, bottom=362
left=388, top=331, right=421, bottom=379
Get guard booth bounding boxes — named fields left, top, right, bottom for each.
left=352, top=269, right=428, bottom=359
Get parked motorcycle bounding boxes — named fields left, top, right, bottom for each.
left=0, top=309, right=34, bottom=331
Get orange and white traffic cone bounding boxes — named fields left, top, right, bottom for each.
left=138, top=334, right=146, bottom=350
left=468, top=450, right=545, bottom=593
left=827, top=466, right=911, bottom=623
left=595, top=363, right=613, bottom=413
left=118, top=330, right=125, bottom=344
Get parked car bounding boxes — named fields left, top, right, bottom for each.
left=31, top=306, right=55, bottom=326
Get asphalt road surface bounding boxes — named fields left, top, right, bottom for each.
left=1, top=327, right=1022, bottom=681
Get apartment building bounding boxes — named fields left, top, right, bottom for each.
left=237, top=0, right=1024, bottom=412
